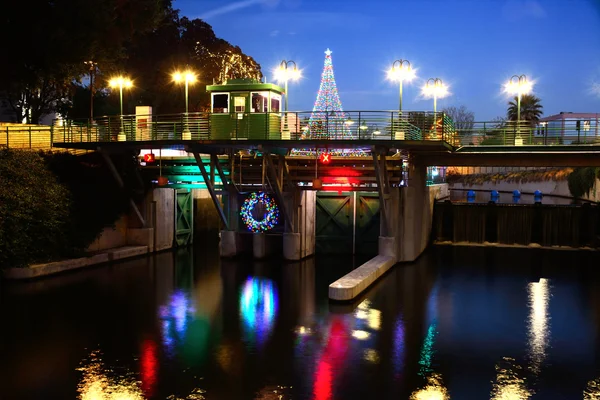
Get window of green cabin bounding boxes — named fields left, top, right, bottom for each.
left=212, top=93, right=229, bottom=113
left=270, top=94, right=281, bottom=113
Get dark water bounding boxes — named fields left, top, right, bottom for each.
left=2, top=243, right=600, bottom=399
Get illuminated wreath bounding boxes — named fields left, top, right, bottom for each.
left=240, top=192, right=280, bottom=232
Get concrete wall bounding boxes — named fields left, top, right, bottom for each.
left=298, top=191, right=316, bottom=259
left=450, top=179, right=600, bottom=202
left=380, top=167, right=448, bottom=263
left=86, top=215, right=129, bottom=252
left=149, top=188, right=175, bottom=251
left=283, top=190, right=316, bottom=260
left=192, top=189, right=221, bottom=237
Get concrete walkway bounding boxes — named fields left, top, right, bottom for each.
left=2, top=246, right=149, bottom=280
left=328, top=255, right=396, bottom=301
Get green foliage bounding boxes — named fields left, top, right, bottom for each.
left=507, top=94, right=543, bottom=124
left=567, top=167, right=598, bottom=198
left=447, top=167, right=572, bottom=186
left=0, top=150, right=139, bottom=268
left=0, top=0, right=168, bottom=122
left=0, top=150, right=71, bottom=267
left=1, top=0, right=263, bottom=121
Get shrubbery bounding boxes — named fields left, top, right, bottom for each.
left=567, top=167, right=599, bottom=199
left=0, top=150, right=71, bottom=267
left=0, top=149, right=138, bottom=268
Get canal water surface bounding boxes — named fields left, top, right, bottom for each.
left=2, top=241, right=600, bottom=399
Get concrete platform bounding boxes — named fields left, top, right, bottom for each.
left=106, top=245, right=149, bottom=261
left=328, top=255, right=396, bottom=301
left=3, top=246, right=149, bottom=280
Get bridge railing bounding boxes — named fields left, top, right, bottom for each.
left=454, top=120, right=600, bottom=147
left=56, top=111, right=448, bottom=142
left=6, top=112, right=596, bottom=150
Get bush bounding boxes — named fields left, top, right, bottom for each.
left=0, top=150, right=71, bottom=267
left=0, top=149, right=139, bottom=268
left=568, top=167, right=598, bottom=199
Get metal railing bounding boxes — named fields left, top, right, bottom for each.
left=453, top=119, right=600, bottom=147
left=59, top=111, right=440, bottom=143
left=2, top=112, right=598, bottom=151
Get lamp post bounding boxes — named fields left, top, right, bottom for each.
left=505, top=74, right=532, bottom=144
left=388, top=59, right=415, bottom=113
left=173, top=70, right=197, bottom=140
left=109, top=76, right=133, bottom=141
left=84, top=60, right=97, bottom=123
left=423, top=78, right=448, bottom=139
left=275, top=60, right=301, bottom=139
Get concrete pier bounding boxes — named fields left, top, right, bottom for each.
left=328, top=255, right=396, bottom=301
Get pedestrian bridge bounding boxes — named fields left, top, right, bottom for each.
left=3, top=110, right=600, bottom=166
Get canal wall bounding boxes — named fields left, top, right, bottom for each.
left=450, top=179, right=600, bottom=202
left=3, top=188, right=176, bottom=280
left=432, top=202, right=600, bottom=248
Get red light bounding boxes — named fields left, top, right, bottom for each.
left=143, top=153, right=155, bottom=163
left=319, top=153, right=331, bottom=164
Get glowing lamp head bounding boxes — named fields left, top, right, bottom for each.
left=109, top=76, right=132, bottom=89
left=388, top=60, right=415, bottom=82
left=274, top=60, right=301, bottom=83
left=173, top=70, right=197, bottom=84
left=422, top=78, right=448, bottom=98
left=505, top=75, right=532, bottom=95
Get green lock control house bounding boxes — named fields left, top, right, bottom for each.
left=207, top=78, right=286, bottom=140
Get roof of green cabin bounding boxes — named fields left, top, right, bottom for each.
left=206, top=78, right=284, bottom=93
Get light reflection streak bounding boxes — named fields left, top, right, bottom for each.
left=77, top=350, right=144, bottom=400
left=393, top=317, right=405, bottom=378
left=584, top=377, right=600, bottom=399
left=409, top=373, right=449, bottom=400
left=140, top=339, right=158, bottom=398
left=240, top=277, right=279, bottom=346
left=159, top=290, right=195, bottom=354
left=490, top=357, right=531, bottom=400
left=528, top=278, right=550, bottom=374
left=313, top=318, right=349, bottom=400
left=410, top=284, right=449, bottom=398
left=418, top=323, right=437, bottom=377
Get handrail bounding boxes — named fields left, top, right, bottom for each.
left=1, top=111, right=598, bottom=150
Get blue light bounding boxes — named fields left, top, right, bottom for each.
left=240, top=277, right=279, bottom=346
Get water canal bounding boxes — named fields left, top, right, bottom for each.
left=2, top=241, right=600, bottom=399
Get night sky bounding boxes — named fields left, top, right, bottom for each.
left=174, top=0, right=600, bottom=120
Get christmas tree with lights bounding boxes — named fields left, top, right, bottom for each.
left=305, top=49, right=351, bottom=140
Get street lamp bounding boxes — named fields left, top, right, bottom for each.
left=84, top=60, right=97, bottom=123
left=173, top=69, right=197, bottom=140
left=505, top=74, right=532, bottom=144
left=423, top=78, right=448, bottom=114
left=387, top=59, right=415, bottom=113
left=423, top=78, right=448, bottom=139
left=109, top=76, right=133, bottom=141
left=275, top=60, right=301, bottom=139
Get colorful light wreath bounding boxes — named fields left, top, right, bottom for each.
left=240, top=192, right=280, bottom=232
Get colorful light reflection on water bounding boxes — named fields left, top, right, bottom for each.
left=240, top=277, right=279, bottom=347
left=159, top=290, right=196, bottom=356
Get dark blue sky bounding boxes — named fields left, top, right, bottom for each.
left=175, top=0, right=600, bottom=120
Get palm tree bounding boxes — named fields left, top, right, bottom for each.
left=507, top=94, right=543, bottom=125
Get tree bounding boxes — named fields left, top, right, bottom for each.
left=0, top=0, right=171, bottom=123
left=442, top=105, right=475, bottom=131
left=507, top=94, right=543, bottom=125
left=0, top=150, right=70, bottom=267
